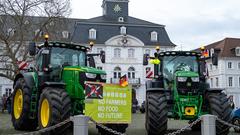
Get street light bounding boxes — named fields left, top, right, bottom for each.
left=89, top=41, right=94, bottom=50
left=44, top=34, right=49, bottom=47
left=155, top=46, right=160, bottom=53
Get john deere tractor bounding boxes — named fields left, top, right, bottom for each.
left=11, top=37, right=127, bottom=134
left=143, top=50, right=232, bottom=135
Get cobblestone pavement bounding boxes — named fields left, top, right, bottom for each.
left=0, top=112, right=238, bottom=135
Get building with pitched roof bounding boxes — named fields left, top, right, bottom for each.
left=197, top=38, right=240, bottom=108
left=69, top=0, right=176, bottom=103
left=0, top=0, right=176, bottom=104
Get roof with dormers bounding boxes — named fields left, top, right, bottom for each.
left=71, top=15, right=176, bottom=47
left=194, top=38, right=240, bottom=57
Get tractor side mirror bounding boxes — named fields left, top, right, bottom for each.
left=212, top=53, right=218, bottom=66
left=143, top=54, right=149, bottom=66
left=29, top=42, right=36, bottom=56
left=88, top=55, right=96, bottom=68
left=100, top=51, right=105, bottom=63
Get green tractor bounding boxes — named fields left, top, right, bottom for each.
left=11, top=38, right=128, bottom=134
left=143, top=50, right=232, bottom=135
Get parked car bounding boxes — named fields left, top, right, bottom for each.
left=231, top=108, right=240, bottom=132
left=140, top=101, right=145, bottom=113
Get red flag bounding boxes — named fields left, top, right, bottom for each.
left=119, top=75, right=128, bottom=87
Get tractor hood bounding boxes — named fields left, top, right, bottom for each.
left=63, top=66, right=106, bottom=75
left=175, top=71, right=199, bottom=77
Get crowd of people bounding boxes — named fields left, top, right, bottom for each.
left=0, top=93, right=12, bottom=114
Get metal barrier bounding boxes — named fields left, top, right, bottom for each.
left=10, top=114, right=240, bottom=135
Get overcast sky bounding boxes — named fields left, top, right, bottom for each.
left=70, top=0, right=240, bottom=50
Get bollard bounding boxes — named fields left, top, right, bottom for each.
left=201, top=114, right=216, bottom=135
left=73, top=115, right=90, bottom=135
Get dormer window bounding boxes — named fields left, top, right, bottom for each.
left=62, top=31, right=69, bottom=39
left=151, top=31, right=158, bottom=42
left=49, top=21, right=54, bottom=26
left=118, top=17, right=124, bottom=22
left=24, top=20, right=29, bottom=25
left=35, top=29, right=43, bottom=37
left=210, top=48, right=214, bottom=57
left=89, top=28, right=96, bottom=40
left=120, top=26, right=126, bottom=35
left=7, top=28, right=15, bottom=37
left=236, top=47, right=240, bottom=56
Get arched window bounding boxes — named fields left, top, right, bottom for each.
left=114, top=48, right=121, bottom=58
left=114, top=67, right=121, bottom=78
left=145, top=49, right=151, bottom=55
left=120, top=26, right=127, bottom=35
left=151, top=31, right=158, bottom=42
left=89, top=28, right=96, bottom=40
left=128, top=67, right=135, bottom=79
left=128, top=48, right=135, bottom=58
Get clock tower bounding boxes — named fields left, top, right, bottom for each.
left=102, top=0, right=129, bottom=21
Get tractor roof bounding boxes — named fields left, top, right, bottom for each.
left=158, top=51, right=201, bottom=57
left=37, top=41, right=90, bottom=51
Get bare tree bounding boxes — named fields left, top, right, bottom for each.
left=0, top=0, right=71, bottom=80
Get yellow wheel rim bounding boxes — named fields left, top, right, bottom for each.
left=41, top=99, right=50, bottom=127
left=14, top=89, right=23, bottom=119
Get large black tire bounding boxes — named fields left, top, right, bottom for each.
left=11, top=78, right=38, bottom=131
left=38, top=87, right=71, bottom=134
left=97, top=124, right=128, bottom=135
left=145, top=92, right=168, bottom=135
left=207, top=92, right=232, bottom=135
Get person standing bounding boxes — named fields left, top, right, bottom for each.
left=6, top=93, right=12, bottom=114
left=0, top=96, right=2, bottom=112
left=2, top=94, right=6, bottom=113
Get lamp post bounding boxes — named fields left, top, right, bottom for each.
left=44, top=34, right=49, bottom=47
left=89, top=41, right=95, bottom=50
left=155, top=45, right=160, bottom=53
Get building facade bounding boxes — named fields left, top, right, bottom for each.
left=201, top=38, right=240, bottom=108
left=71, top=0, right=176, bottom=103
left=0, top=0, right=176, bottom=104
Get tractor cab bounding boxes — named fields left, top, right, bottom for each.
left=29, top=41, right=106, bottom=84
left=159, top=52, right=202, bottom=94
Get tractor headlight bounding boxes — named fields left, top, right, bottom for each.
left=86, top=73, right=97, bottom=79
left=191, top=77, right=199, bottom=82
left=100, top=74, right=106, bottom=80
left=177, top=77, right=187, bottom=82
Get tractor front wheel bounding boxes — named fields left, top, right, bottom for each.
left=207, top=92, right=232, bottom=135
left=11, top=78, right=38, bottom=131
left=145, top=92, right=168, bottom=135
left=38, top=87, right=71, bottom=134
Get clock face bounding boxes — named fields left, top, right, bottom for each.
left=113, top=4, right=122, bottom=13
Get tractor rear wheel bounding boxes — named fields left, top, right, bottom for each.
left=38, top=87, right=71, bottom=134
left=145, top=92, right=168, bottom=135
left=207, top=92, right=232, bottom=135
left=97, top=124, right=128, bottom=135
left=11, top=78, right=38, bottom=131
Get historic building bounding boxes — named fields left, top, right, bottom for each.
left=70, top=0, right=176, bottom=103
left=0, top=0, right=176, bottom=104
left=199, top=38, right=240, bottom=108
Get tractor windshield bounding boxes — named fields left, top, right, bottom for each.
left=162, top=56, right=198, bottom=83
left=50, top=47, right=86, bottom=67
